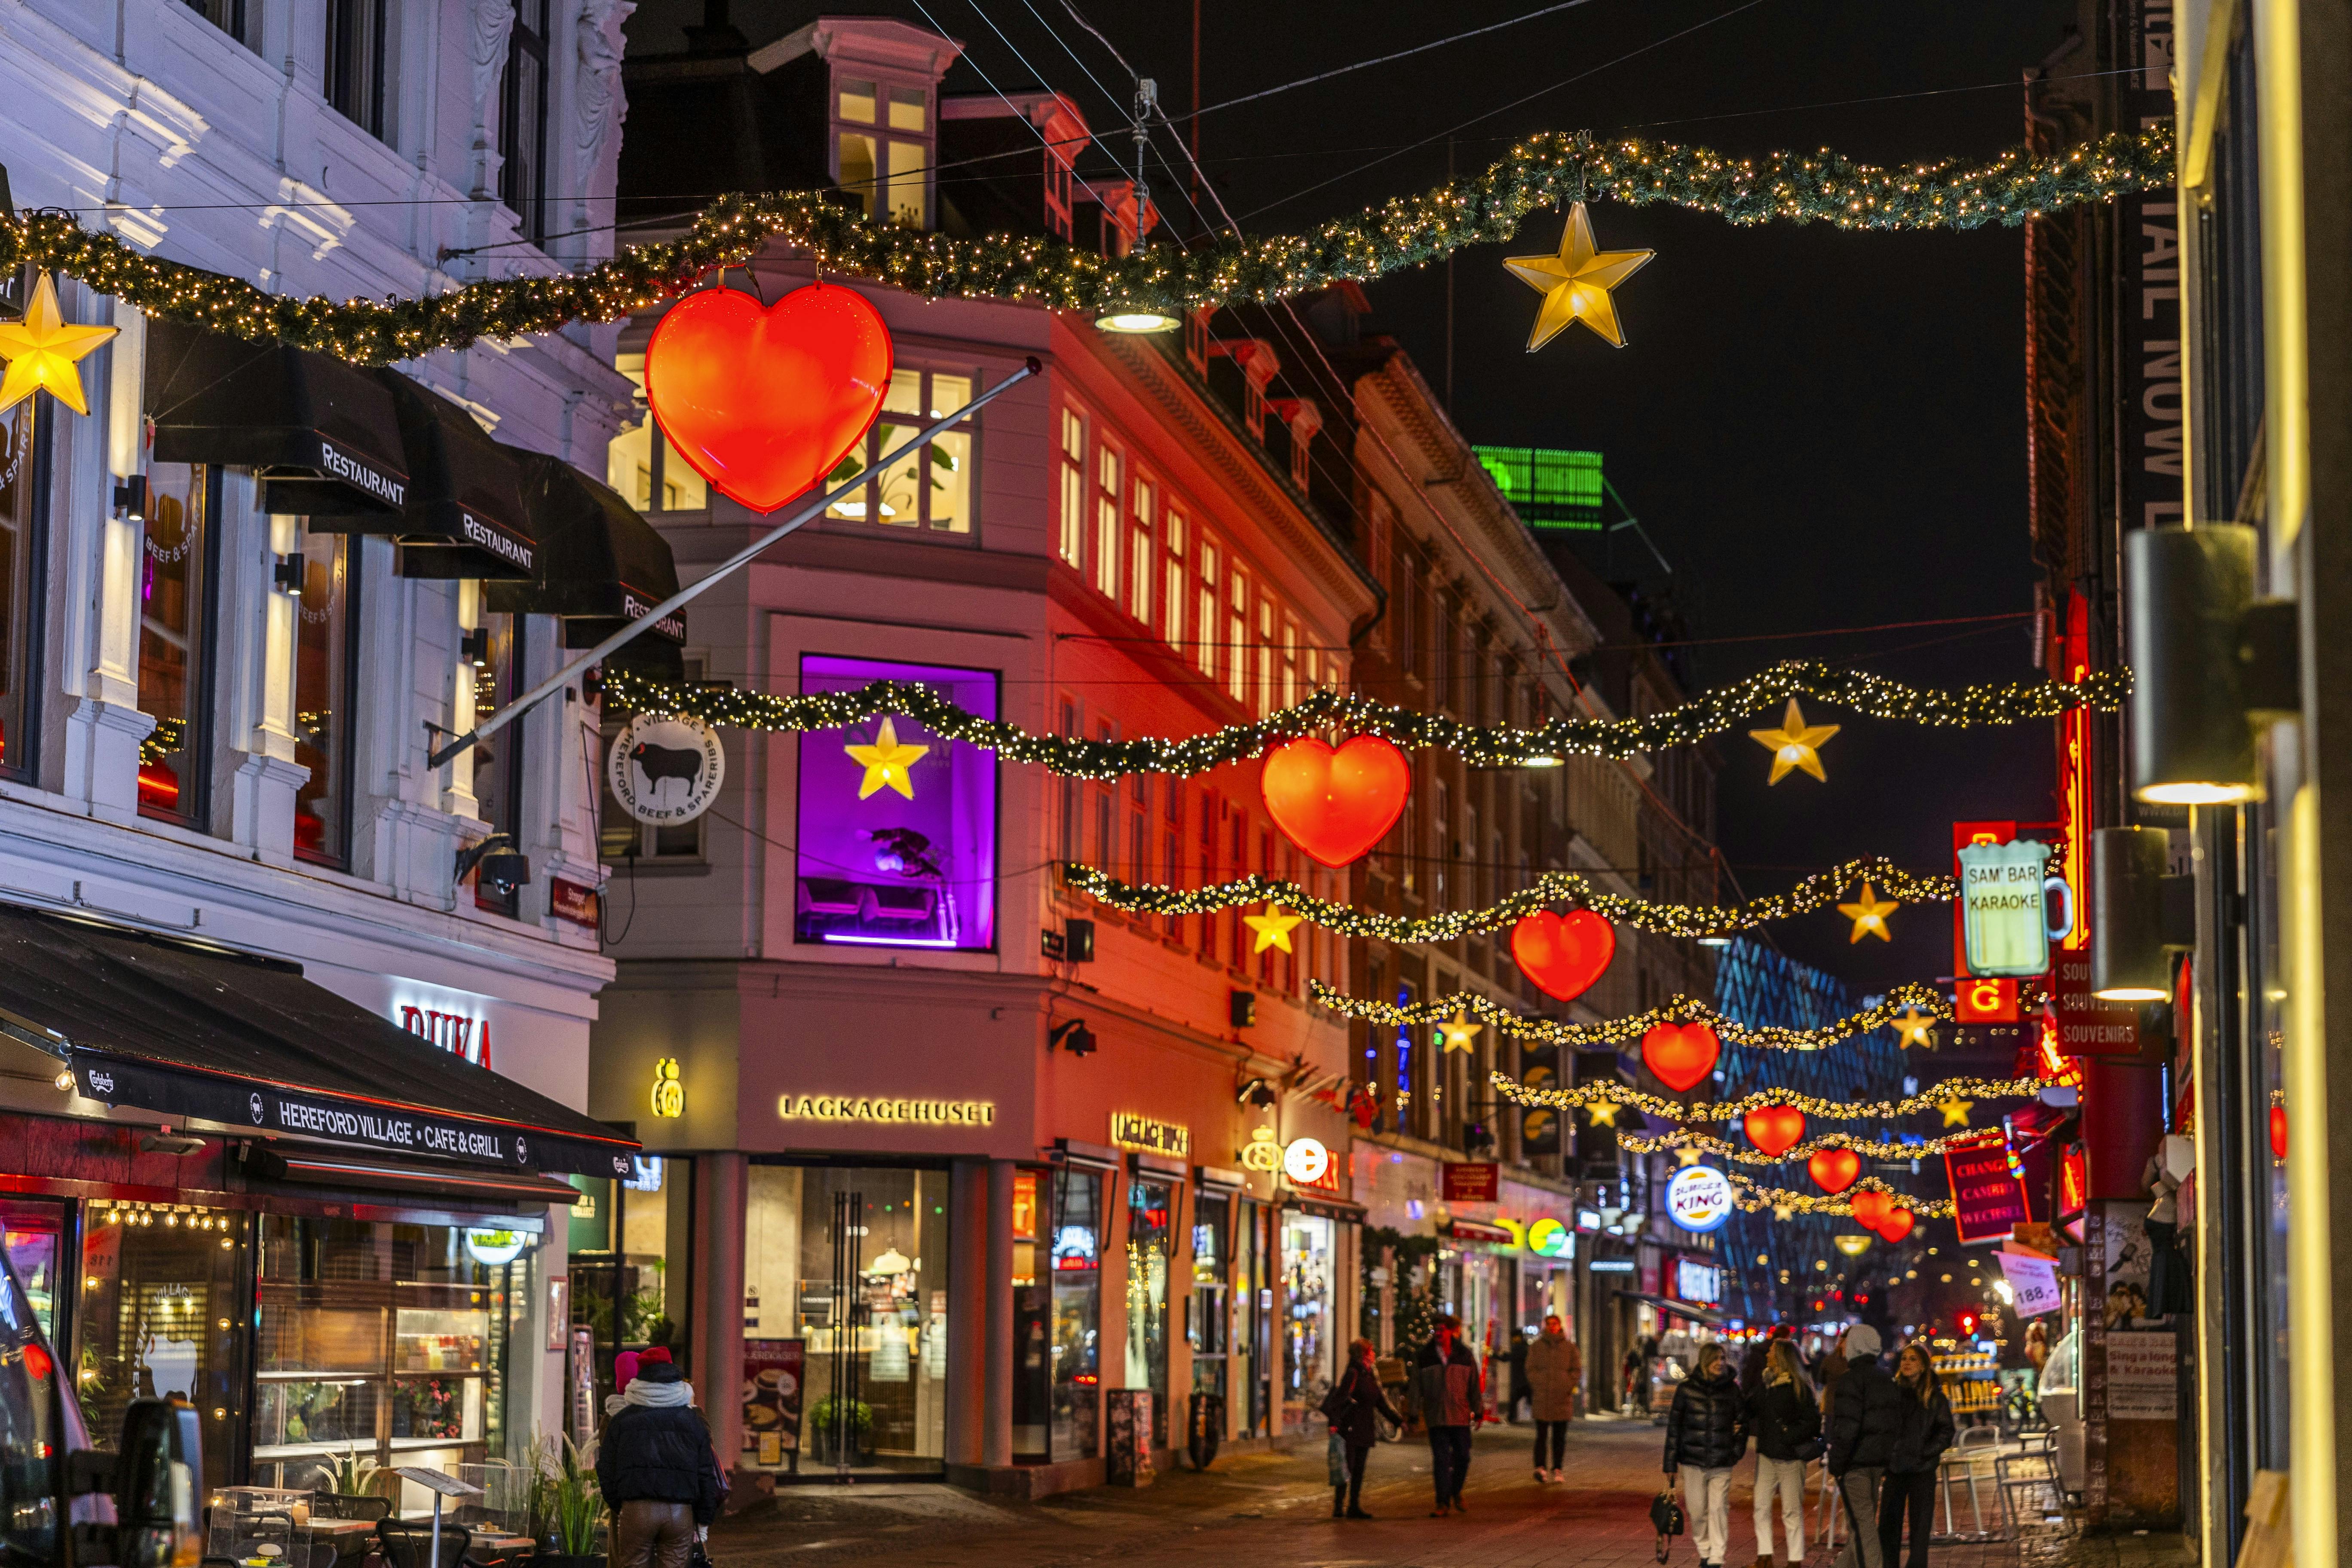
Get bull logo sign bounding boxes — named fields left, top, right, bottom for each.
left=607, top=711, right=726, bottom=827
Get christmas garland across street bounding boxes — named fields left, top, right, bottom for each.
left=0, top=129, right=2172, bottom=364
left=1315, top=980, right=1949, bottom=1051
left=1617, top=1127, right=1988, bottom=1166
left=1488, top=1072, right=2044, bottom=1122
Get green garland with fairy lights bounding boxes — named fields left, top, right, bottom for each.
left=1066, top=854, right=1953, bottom=941
left=0, top=129, right=2170, bottom=363
left=1314, top=980, right=1948, bottom=1051
left=605, top=661, right=2128, bottom=779
left=1488, top=1071, right=2043, bottom=1124
left=1726, top=1172, right=1955, bottom=1219
left=1619, top=1127, right=1988, bottom=1166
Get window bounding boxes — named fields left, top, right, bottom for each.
left=1161, top=778, right=1182, bottom=940
left=1127, top=476, right=1154, bottom=625
left=80, top=1202, right=249, bottom=1492
left=1048, top=1168, right=1102, bottom=1458
left=1228, top=812, right=1247, bottom=968
left=1127, top=776, right=1148, bottom=888
left=825, top=368, right=973, bottom=532
left=832, top=74, right=931, bottom=229
left=0, top=404, right=43, bottom=781
left=1125, top=1179, right=1173, bottom=1447
left=1057, top=410, right=1085, bottom=567
left=1225, top=567, right=1248, bottom=706
left=1093, top=445, right=1121, bottom=599
left=1162, top=510, right=1186, bottom=653
left=1281, top=618, right=1298, bottom=713
left=608, top=354, right=709, bottom=514
left=1432, top=780, right=1449, bottom=904
left=1057, top=699, right=1080, bottom=861
left=1197, top=790, right=1219, bottom=954
left=292, top=534, right=361, bottom=866
left=325, top=0, right=392, bottom=141
left=500, top=0, right=550, bottom=247
left=469, top=611, right=525, bottom=916
left=1093, top=722, right=1115, bottom=873
left=185, top=0, right=258, bottom=48
left=1195, top=537, right=1219, bottom=679
left=138, top=462, right=217, bottom=826
left=1256, top=597, right=1275, bottom=717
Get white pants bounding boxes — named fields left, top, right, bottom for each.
left=1752, top=1455, right=1808, bottom=1559
left=1681, top=1467, right=1734, bottom=1564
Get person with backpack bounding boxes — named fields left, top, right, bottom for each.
left=1415, top=1316, right=1484, bottom=1516
left=594, top=1357, right=722, bottom=1568
left=1824, top=1325, right=1900, bottom=1568
left=1745, top=1337, right=1821, bottom=1568
left=1878, top=1343, right=1957, bottom=1568
left=1663, top=1342, right=1746, bottom=1568
left=1323, top=1338, right=1401, bottom=1519
left=1523, top=1313, right=1581, bottom=1482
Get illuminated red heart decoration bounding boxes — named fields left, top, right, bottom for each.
left=1849, top=1189, right=1892, bottom=1229
left=1510, top=910, right=1617, bottom=1001
left=1807, top=1148, right=1860, bottom=1194
left=1742, top=1104, right=1806, bottom=1158
left=1874, top=1205, right=1916, bottom=1243
left=644, top=282, right=891, bottom=514
left=1259, top=735, right=1411, bottom=868
left=2271, top=1104, right=2288, bottom=1160
left=1639, top=1022, right=1719, bottom=1094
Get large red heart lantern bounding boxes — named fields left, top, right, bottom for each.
left=1259, top=735, right=1411, bottom=868
left=644, top=282, right=892, bottom=514
left=1807, top=1148, right=1860, bottom=1194
left=1510, top=910, right=1617, bottom=1002
left=1640, top=1022, right=1720, bottom=1094
left=1743, top=1104, right=1806, bottom=1158
left=1849, top=1189, right=1892, bottom=1229
left=1874, top=1204, right=1916, bottom=1243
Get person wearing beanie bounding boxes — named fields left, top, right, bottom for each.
left=595, top=1360, right=722, bottom=1568
left=1825, top=1326, right=1899, bottom=1568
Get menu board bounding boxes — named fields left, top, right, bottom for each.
left=741, top=1339, right=805, bottom=1469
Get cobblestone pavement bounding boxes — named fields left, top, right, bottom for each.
left=707, top=1418, right=2196, bottom=1568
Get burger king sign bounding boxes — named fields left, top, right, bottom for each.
left=1666, top=1164, right=1734, bottom=1234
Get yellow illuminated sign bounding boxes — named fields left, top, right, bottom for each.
left=1110, top=1113, right=1191, bottom=1158
left=777, top=1094, right=996, bottom=1125
left=651, top=1057, right=684, bottom=1118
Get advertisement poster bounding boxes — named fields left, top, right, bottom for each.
left=1998, top=1250, right=2063, bottom=1317
left=1945, top=1136, right=2031, bottom=1244
left=2106, top=1332, right=2179, bottom=1421
left=741, top=1338, right=806, bottom=1469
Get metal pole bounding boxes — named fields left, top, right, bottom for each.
left=426, top=356, right=1042, bottom=770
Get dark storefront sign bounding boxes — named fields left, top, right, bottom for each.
left=1442, top=1161, right=1499, bottom=1203
left=1945, top=1134, right=2032, bottom=1244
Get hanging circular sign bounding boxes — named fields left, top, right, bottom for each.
left=607, top=711, right=725, bottom=826
left=463, top=1228, right=528, bottom=1266
left=1282, top=1136, right=1331, bottom=1185
left=1526, top=1217, right=1573, bottom=1259
left=1666, top=1164, right=1734, bottom=1233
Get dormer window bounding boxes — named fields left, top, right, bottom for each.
left=834, top=74, right=931, bottom=227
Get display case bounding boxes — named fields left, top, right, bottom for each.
left=205, top=1485, right=316, bottom=1567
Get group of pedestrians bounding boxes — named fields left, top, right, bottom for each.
left=1664, top=1324, right=1955, bottom=1568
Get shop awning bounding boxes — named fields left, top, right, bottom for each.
left=485, top=454, right=685, bottom=678
left=374, top=372, right=539, bottom=580
left=1617, top=1290, right=1730, bottom=1328
left=241, top=1147, right=588, bottom=1207
left=1444, top=1218, right=1516, bottom=1245
left=0, top=903, right=635, bottom=1179
left=144, top=319, right=410, bottom=519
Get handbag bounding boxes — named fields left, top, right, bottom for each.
left=1649, top=1488, right=1686, bottom=1564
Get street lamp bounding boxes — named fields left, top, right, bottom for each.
left=2124, top=525, right=2299, bottom=803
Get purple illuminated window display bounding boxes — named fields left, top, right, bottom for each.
left=795, top=654, right=998, bottom=950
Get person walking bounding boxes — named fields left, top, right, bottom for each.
left=1824, top=1326, right=1899, bottom=1568
left=1523, top=1314, right=1581, bottom=1482
left=1507, top=1328, right=1532, bottom=1424
left=1663, top=1342, right=1746, bottom=1568
left=594, top=1357, right=722, bottom=1568
left=1323, top=1338, right=1401, bottom=1519
left=1415, top=1316, right=1484, bottom=1516
left=1744, top=1337, right=1819, bottom=1568
left=1878, top=1344, right=1956, bottom=1568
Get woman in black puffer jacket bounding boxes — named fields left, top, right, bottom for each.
left=1879, top=1343, right=1957, bottom=1568
left=1663, top=1344, right=1746, bottom=1568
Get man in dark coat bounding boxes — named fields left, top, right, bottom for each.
left=1413, top=1316, right=1483, bottom=1516
left=1824, top=1326, right=1899, bottom=1568
left=595, top=1360, right=723, bottom=1568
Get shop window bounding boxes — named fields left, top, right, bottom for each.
left=1049, top=1167, right=1102, bottom=1459
left=0, top=403, right=43, bottom=782
left=79, top=1201, right=249, bottom=1490
left=499, top=0, right=549, bottom=247
left=138, top=462, right=218, bottom=826
left=832, top=75, right=931, bottom=229
left=1281, top=1212, right=1335, bottom=1431
left=1237, top=1199, right=1269, bottom=1437
left=248, top=1215, right=536, bottom=1503
left=1056, top=409, right=1084, bottom=567
left=608, top=354, right=709, bottom=514
left=1124, top=1179, right=1173, bottom=1448
left=0, top=1199, right=65, bottom=1342
left=570, top=1167, right=683, bottom=1416
left=468, top=611, right=526, bottom=917
left=293, top=533, right=361, bottom=866
left=600, top=657, right=707, bottom=863
left=741, top=1165, right=950, bottom=1476
left=795, top=654, right=998, bottom=950
left=824, top=368, right=974, bottom=533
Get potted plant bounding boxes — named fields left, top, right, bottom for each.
left=532, top=1436, right=604, bottom=1568
left=808, top=1398, right=873, bottom=1465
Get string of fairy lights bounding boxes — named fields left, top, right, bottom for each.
left=1314, top=980, right=1948, bottom=1050
left=1727, top=1172, right=1957, bottom=1219
left=606, top=662, right=2128, bottom=778
left=1066, top=854, right=1954, bottom=941
left=1487, top=1072, right=2044, bottom=1124
left=1617, top=1127, right=1991, bottom=1166
left=0, top=129, right=2169, bottom=363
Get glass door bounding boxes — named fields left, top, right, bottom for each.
left=1187, top=1194, right=1230, bottom=1406
left=1124, top=1179, right=1173, bottom=1447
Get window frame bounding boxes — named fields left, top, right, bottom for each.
left=325, top=0, right=393, bottom=143
left=1057, top=408, right=1086, bottom=568
left=291, top=532, right=365, bottom=870
left=828, top=69, right=935, bottom=230
left=136, top=463, right=224, bottom=830
left=1093, top=441, right=1122, bottom=600
left=1161, top=508, right=1186, bottom=655
left=1127, top=473, right=1155, bottom=627
left=470, top=612, right=529, bottom=918
left=499, top=0, right=551, bottom=248
left=824, top=365, right=980, bottom=537
left=0, top=399, right=49, bottom=787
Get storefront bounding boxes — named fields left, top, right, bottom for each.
left=0, top=903, right=637, bottom=1503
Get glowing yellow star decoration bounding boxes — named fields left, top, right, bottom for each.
left=0, top=273, right=117, bottom=417
left=1586, top=1099, right=1620, bottom=1127
left=1436, top=1008, right=1483, bottom=1053
left=1938, top=1097, right=1975, bottom=1128
left=1675, top=1145, right=1706, bottom=1167
left=1837, top=883, right=1899, bottom=943
left=1890, top=1007, right=1937, bottom=1050
left=844, top=716, right=928, bottom=800
left=1243, top=904, right=1305, bottom=955
left=1772, top=1204, right=1797, bottom=1222
left=1502, top=201, right=1655, bottom=351
left=1747, top=698, right=1840, bottom=784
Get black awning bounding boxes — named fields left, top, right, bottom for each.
left=374, top=373, right=539, bottom=580
left=0, top=903, right=635, bottom=1178
left=242, top=1147, right=588, bottom=1207
left=486, top=455, right=686, bottom=658
left=143, top=319, right=410, bottom=519
left=1617, top=1290, right=1730, bottom=1328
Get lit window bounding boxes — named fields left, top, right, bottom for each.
left=1161, top=510, right=1186, bottom=654
left=1195, top=537, right=1219, bottom=679
left=608, top=352, right=707, bottom=513
left=292, top=534, right=361, bottom=867
left=0, top=403, right=43, bottom=781
left=138, top=462, right=216, bottom=826
left=1225, top=567, right=1248, bottom=706
left=1128, top=476, right=1154, bottom=625
left=1057, top=410, right=1085, bottom=567
left=832, top=74, right=931, bottom=228
left=823, top=367, right=975, bottom=533
left=1256, top=598, right=1275, bottom=716
left=1094, top=446, right=1121, bottom=599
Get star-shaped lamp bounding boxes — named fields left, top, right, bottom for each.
left=1502, top=201, right=1654, bottom=351
left=1675, top=1145, right=1706, bottom=1167
left=1838, top=883, right=1899, bottom=943
left=1938, top=1097, right=1975, bottom=1128
left=0, top=273, right=118, bottom=416
left=1586, top=1099, right=1620, bottom=1127
left=1436, top=1008, right=1483, bottom=1053
left=844, top=716, right=929, bottom=800
left=1243, top=904, right=1305, bottom=955
left=1747, top=698, right=1840, bottom=784
left=1890, top=1006, right=1937, bottom=1050
left=1771, top=1203, right=1797, bottom=1222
